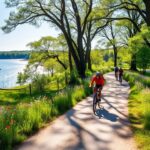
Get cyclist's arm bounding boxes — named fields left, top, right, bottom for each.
left=89, top=76, right=95, bottom=87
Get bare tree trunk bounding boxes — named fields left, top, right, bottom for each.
left=113, top=46, right=117, bottom=67
left=68, top=50, right=73, bottom=73
left=143, top=0, right=150, bottom=26
left=85, top=45, right=92, bottom=71
left=88, top=53, right=92, bottom=70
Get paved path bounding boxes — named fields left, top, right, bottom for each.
left=16, top=72, right=137, bottom=150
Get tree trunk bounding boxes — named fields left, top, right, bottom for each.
left=68, top=50, right=73, bottom=73
left=113, top=45, right=117, bottom=67
left=88, top=53, right=92, bottom=70
left=143, top=0, right=150, bottom=26
left=130, top=54, right=137, bottom=71
left=85, top=46, right=92, bottom=71
left=85, top=33, right=92, bottom=71
left=69, top=47, right=86, bottom=78
left=78, top=59, right=86, bottom=78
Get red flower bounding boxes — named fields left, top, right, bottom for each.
left=5, top=125, right=10, bottom=129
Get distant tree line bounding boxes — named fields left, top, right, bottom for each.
left=0, top=51, right=30, bottom=59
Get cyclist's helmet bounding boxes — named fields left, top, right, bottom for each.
left=96, top=72, right=101, bottom=77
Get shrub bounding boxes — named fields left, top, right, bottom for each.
left=32, top=74, right=49, bottom=93
left=72, top=86, right=86, bottom=102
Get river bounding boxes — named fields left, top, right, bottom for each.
left=0, top=59, right=28, bottom=88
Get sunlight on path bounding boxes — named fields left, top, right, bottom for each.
left=16, top=72, right=137, bottom=150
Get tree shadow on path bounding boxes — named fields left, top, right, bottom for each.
left=65, top=108, right=110, bottom=150
left=102, top=97, right=128, bottom=118
left=96, top=108, right=119, bottom=122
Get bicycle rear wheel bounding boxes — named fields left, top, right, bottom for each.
left=97, top=98, right=101, bottom=108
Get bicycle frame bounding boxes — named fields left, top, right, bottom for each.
left=93, top=87, right=102, bottom=115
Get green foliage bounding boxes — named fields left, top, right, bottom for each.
left=17, top=72, right=28, bottom=85
left=69, top=69, right=81, bottom=85
left=27, top=36, right=57, bottom=51
left=91, top=49, right=114, bottom=70
left=136, top=46, right=150, bottom=72
left=124, top=71, right=150, bottom=150
left=0, top=79, right=92, bottom=149
left=0, top=97, right=52, bottom=150
left=32, top=74, right=49, bottom=93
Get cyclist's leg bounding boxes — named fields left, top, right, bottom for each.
left=119, top=74, right=122, bottom=83
left=93, top=86, right=97, bottom=94
left=97, top=86, right=103, bottom=108
left=120, top=75, right=122, bottom=82
left=115, top=72, right=117, bottom=80
left=98, top=85, right=102, bottom=99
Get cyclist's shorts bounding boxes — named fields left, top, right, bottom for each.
left=95, top=84, right=103, bottom=89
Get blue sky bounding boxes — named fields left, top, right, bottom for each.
left=0, top=0, right=59, bottom=51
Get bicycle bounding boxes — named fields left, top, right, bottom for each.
left=93, top=87, right=102, bottom=115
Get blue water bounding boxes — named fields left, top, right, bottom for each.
left=0, top=59, right=28, bottom=88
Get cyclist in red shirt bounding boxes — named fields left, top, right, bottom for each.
left=89, top=72, right=105, bottom=96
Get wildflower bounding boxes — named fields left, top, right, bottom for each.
left=5, top=125, right=10, bottom=129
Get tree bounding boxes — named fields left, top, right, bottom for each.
left=2, top=0, right=94, bottom=78
left=27, top=36, right=67, bottom=70
left=128, top=25, right=150, bottom=73
left=44, top=59, right=56, bottom=77
left=100, top=22, right=120, bottom=67
left=117, top=9, right=143, bottom=70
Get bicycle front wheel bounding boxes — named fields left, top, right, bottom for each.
left=93, top=94, right=97, bottom=115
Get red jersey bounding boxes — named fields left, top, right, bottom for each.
left=91, top=76, right=105, bottom=86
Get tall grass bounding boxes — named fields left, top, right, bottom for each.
left=124, top=71, right=150, bottom=150
left=124, top=71, right=150, bottom=87
left=143, top=89, right=150, bottom=130
left=0, top=80, right=92, bottom=150
left=0, top=97, right=52, bottom=150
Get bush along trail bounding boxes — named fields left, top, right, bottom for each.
left=14, top=72, right=136, bottom=150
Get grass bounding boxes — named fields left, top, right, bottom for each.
left=0, top=79, right=92, bottom=150
left=124, top=71, right=150, bottom=150
left=0, top=76, right=66, bottom=106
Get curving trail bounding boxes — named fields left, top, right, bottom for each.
left=16, top=72, right=137, bottom=150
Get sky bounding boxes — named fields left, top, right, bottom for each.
left=0, top=0, right=59, bottom=51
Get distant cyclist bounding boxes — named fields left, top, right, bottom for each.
left=114, top=66, right=119, bottom=80
left=119, top=67, right=123, bottom=83
left=89, top=72, right=105, bottom=97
